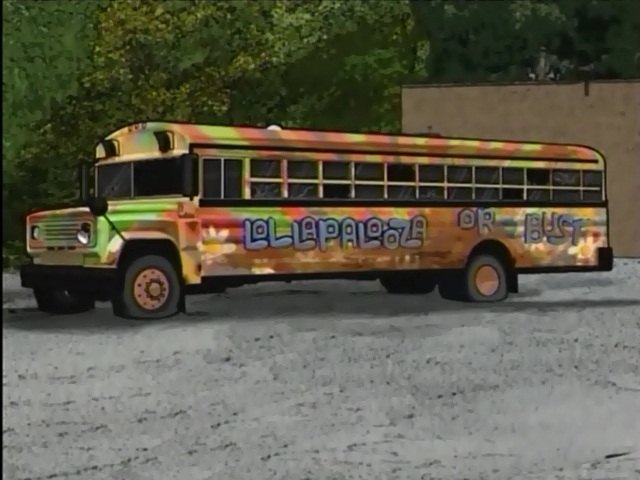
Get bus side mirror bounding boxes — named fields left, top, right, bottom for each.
left=181, top=153, right=198, bottom=198
left=78, top=162, right=91, bottom=203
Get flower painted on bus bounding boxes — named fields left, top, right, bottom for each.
left=568, top=236, right=599, bottom=264
left=250, top=258, right=275, bottom=274
left=200, top=226, right=236, bottom=265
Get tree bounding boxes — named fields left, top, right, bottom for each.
left=409, top=0, right=640, bottom=82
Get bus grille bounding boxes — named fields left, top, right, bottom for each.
left=42, top=221, right=82, bottom=245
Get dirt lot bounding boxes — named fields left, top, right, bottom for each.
left=3, top=260, right=640, bottom=480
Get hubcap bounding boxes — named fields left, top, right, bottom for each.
left=475, top=265, right=500, bottom=297
left=133, top=268, right=170, bottom=310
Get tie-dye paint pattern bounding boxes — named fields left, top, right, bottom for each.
left=26, top=122, right=609, bottom=286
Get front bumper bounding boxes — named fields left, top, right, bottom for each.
left=20, top=264, right=118, bottom=293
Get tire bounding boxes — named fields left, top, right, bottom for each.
left=463, top=254, right=509, bottom=302
left=34, top=288, right=95, bottom=314
left=380, top=273, right=437, bottom=295
left=112, top=255, right=182, bottom=320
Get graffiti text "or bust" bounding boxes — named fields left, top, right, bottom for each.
left=458, top=207, right=496, bottom=234
left=524, top=212, right=584, bottom=246
left=243, top=216, right=428, bottom=251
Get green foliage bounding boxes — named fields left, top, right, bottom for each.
left=2, top=0, right=638, bottom=267
left=410, top=0, right=640, bottom=82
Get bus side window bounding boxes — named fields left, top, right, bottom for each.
left=447, top=166, right=472, bottom=184
left=448, top=186, right=473, bottom=200
left=203, top=158, right=222, bottom=199
left=354, top=162, right=383, bottom=181
left=502, top=167, right=524, bottom=200
left=526, top=168, right=550, bottom=186
left=355, top=185, right=384, bottom=199
left=388, top=185, right=416, bottom=199
left=387, top=164, right=415, bottom=183
left=323, top=184, right=350, bottom=199
left=289, top=183, right=319, bottom=198
left=251, top=159, right=281, bottom=178
left=323, top=161, right=351, bottom=180
left=553, top=189, right=581, bottom=202
left=582, top=171, right=603, bottom=202
left=418, top=165, right=444, bottom=183
left=552, top=169, right=580, bottom=187
left=475, top=167, right=500, bottom=184
left=287, top=160, right=318, bottom=180
left=251, top=183, right=282, bottom=198
left=583, top=171, right=603, bottom=188
left=223, top=159, right=243, bottom=199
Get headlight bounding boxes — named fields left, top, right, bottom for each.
left=76, top=223, right=91, bottom=245
left=30, top=226, right=40, bottom=240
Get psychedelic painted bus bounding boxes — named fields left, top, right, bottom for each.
left=20, top=121, right=613, bottom=319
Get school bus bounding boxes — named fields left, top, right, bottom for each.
left=20, top=121, right=613, bottom=319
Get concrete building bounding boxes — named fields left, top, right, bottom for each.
left=402, top=80, right=640, bottom=257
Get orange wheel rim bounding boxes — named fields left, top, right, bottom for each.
left=133, top=268, right=170, bottom=310
left=475, top=265, right=500, bottom=297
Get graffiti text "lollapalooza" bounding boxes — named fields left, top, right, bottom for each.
left=243, top=216, right=428, bottom=251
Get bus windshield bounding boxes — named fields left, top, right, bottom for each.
left=96, top=157, right=187, bottom=199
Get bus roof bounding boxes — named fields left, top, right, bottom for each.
left=101, top=121, right=604, bottom=164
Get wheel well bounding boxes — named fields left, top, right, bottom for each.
left=117, top=240, right=182, bottom=279
left=467, top=239, right=518, bottom=292
left=467, top=239, right=514, bottom=269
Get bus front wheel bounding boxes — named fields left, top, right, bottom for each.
left=112, top=255, right=182, bottom=320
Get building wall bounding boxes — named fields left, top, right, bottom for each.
left=402, top=80, right=640, bottom=257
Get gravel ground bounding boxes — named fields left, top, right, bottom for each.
left=3, top=260, right=640, bottom=480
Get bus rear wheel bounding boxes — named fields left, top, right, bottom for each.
left=439, top=254, right=509, bottom=303
left=112, top=255, right=182, bottom=320
left=380, top=273, right=437, bottom=294
left=34, top=288, right=95, bottom=314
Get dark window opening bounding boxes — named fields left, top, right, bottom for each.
left=97, top=163, right=132, bottom=198
left=354, top=185, right=384, bottom=199
left=583, top=171, right=603, bottom=188
left=287, top=160, right=317, bottom=179
left=288, top=183, right=319, bottom=198
left=323, top=161, right=351, bottom=180
left=527, top=188, right=551, bottom=201
left=388, top=185, right=416, bottom=199
left=387, top=164, right=415, bottom=183
left=418, top=186, right=444, bottom=200
left=475, top=187, right=500, bottom=201
left=552, top=169, right=580, bottom=187
left=526, top=168, right=551, bottom=186
left=447, top=166, right=472, bottom=184
left=323, top=183, right=350, bottom=199
left=224, top=159, right=243, bottom=199
left=553, top=189, right=581, bottom=202
left=203, top=159, right=222, bottom=198
left=583, top=190, right=603, bottom=201
left=503, top=187, right=524, bottom=200
left=354, top=162, right=384, bottom=181
left=250, top=182, right=281, bottom=198
left=133, top=157, right=185, bottom=197
left=502, top=168, right=524, bottom=185
left=251, top=159, right=281, bottom=178
left=475, top=167, right=500, bottom=184
left=447, top=186, right=473, bottom=200
left=418, top=165, right=444, bottom=183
